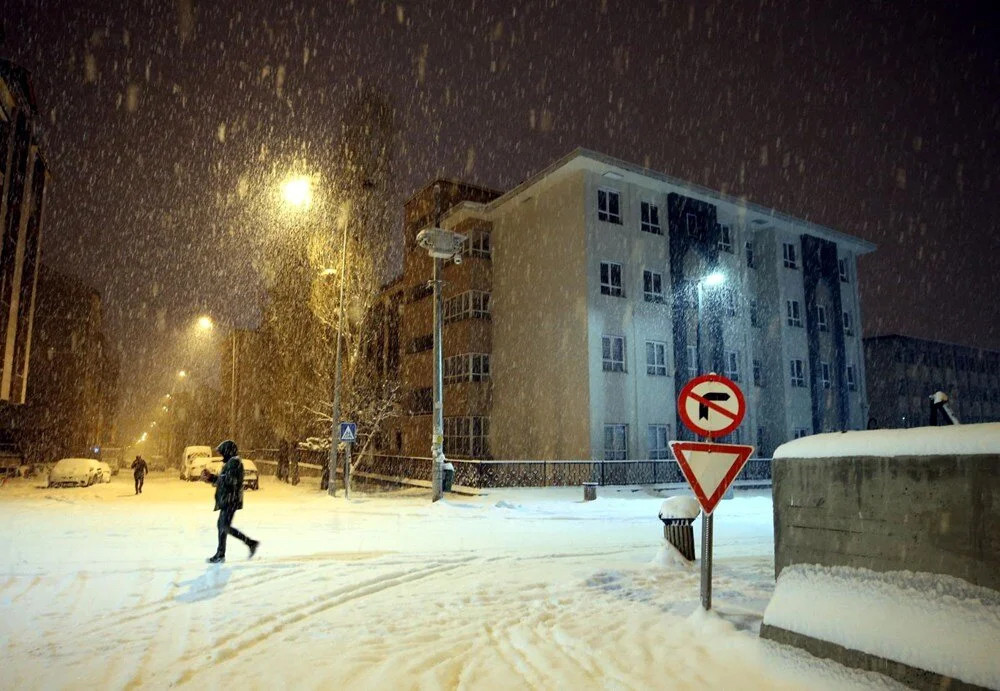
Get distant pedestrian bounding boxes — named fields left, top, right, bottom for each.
left=277, top=439, right=289, bottom=483
left=206, top=440, right=259, bottom=564
left=131, top=455, right=148, bottom=495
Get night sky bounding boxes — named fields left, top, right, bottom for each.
left=5, top=0, right=999, bottom=439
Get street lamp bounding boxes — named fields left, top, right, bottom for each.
left=693, top=269, right=727, bottom=611
left=695, top=271, right=727, bottom=376
left=195, top=314, right=241, bottom=440
left=415, top=221, right=466, bottom=502
left=279, top=175, right=349, bottom=497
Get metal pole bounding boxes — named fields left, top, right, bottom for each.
left=328, top=211, right=349, bottom=497
left=344, top=442, right=352, bottom=499
left=431, top=257, right=445, bottom=502
left=696, top=281, right=704, bottom=376
left=230, top=331, right=237, bottom=439
left=700, top=511, right=714, bottom=610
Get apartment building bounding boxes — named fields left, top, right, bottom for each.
left=386, top=149, right=874, bottom=461
left=0, top=59, right=48, bottom=406
left=865, top=334, right=1000, bottom=427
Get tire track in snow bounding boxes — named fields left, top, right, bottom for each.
left=172, top=556, right=477, bottom=687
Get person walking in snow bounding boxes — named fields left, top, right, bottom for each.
left=131, top=455, right=148, bottom=495
left=206, top=440, right=259, bottom=563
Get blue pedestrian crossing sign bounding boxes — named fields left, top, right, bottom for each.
left=339, top=422, right=357, bottom=443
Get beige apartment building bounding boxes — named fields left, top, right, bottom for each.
left=382, top=149, right=875, bottom=461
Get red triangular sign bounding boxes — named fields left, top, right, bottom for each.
left=669, top=442, right=755, bottom=515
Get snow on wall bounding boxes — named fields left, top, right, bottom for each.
left=763, top=564, right=1000, bottom=689
left=773, top=422, right=1000, bottom=459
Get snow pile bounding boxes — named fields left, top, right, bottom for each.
left=773, top=422, right=1000, bottom=459
left=764, top=564, right=1000, bottom=688
left=658, top=495, right=701, bottom=520
left=650, top=539, right=696, bottom=570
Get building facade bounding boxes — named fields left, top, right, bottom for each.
left=0, top=59, right=48, bottom=406
left=385, top=150, right=875, bottom=461
left=864, top=334, right=1000, bottom=428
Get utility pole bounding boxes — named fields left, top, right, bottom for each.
left=327, top=206, right=350, bottom=497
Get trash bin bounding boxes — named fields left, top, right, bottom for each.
left=658, top=495, right=701, bottom=562
left=583, top=482, right=598, bottom=501
left=442, top=462, right=455, bottom=492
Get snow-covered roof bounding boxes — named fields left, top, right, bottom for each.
left=773, top=423, right=1000, bottom=459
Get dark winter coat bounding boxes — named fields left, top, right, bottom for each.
left=131, top=458, right=148, bottom=477
left=213, top=456, right=244, bottom=512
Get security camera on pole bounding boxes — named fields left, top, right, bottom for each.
left=415, top=219, right=466, bottom=502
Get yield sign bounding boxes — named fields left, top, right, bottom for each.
left=669, top=441, right=754, bottom=515
left=677, top=374, right=746, bottom=439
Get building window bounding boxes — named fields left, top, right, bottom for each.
left=750, top=301, right=761, bottom=328
left=817, top=305, right=828, bottom=332
left=600, top=262, right=624, bottom=297
left=746, top=241, right=755, bottom=268
left=839, top=258, right=849, bottom=283
left=443, top=290, right=491, bottom=323
left=598, top=189, right=622, bottom=224
left=757, top=426, right=766, bottom=452
left=753, top=359, right=763, bottom=387
left=646, top=341, right=668, bottom=376
left=790, top=359, right=806, bottom=387
left=843, top=311, right=854, bottom=336
left=847, top=365, right=857, bottom=391
left=444, top=416, right=490, bottom=458
left=792, top=428, right=809, bottom=440
left=687, top=344, right=698, bottom=378
left=821, top=362, right=831, bottom=389
left=462, top=229, right=492, bottom=259
left=411, top=387, right=433, bottom=414
left=685, top=212, right=698, bottom=237
left=443, top=353, right=491, bottom=384
left=647, top=424, right=672, bottom=460
left=640, top=201, right=661, bottom=234
left=786, top=300, right=802, bottom=327
left=717, top=224, right=733, bottom=253
left=408, top=334, right=433, bottom=353
left=724, top=290, right=737, bottom=317
left=602, top=335, right=626, bottom=372
left=726, top=351, right=740, bottom=381
left=782, top=242, right=798, bottom=269
left=604, top=424, right=628, bottom=460
left=643, top=270, right=664, bottom=303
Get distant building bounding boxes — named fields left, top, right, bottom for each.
left=864, top=334, right=1000, bottom=428
left=0, top=59, right=48, bottom=406
left=378, top=149, right=875, bottom=461
left=9, top=266, right=118, bottom=463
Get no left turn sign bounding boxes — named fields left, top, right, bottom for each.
left=678, top=373, right=746, bottom=439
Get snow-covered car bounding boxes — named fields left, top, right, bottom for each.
left=48, top=458, right=109, bottom=487
left=180, top=446, right=213, bottom=480
left=202, top=458, right=260, bottom=490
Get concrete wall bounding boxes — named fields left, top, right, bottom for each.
left=772, top=454, right=1000, bottom=591
left=491, top=171, right=591, bottom=460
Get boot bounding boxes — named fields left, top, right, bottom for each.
left=248, top=540, right=260, bottom=559
left=207, top=553, right=225, bottom=564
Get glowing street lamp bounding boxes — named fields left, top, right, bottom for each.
left=196, top=315, right=214, bottom=332
left=281, top=175, right=314, bottom=209
left=177, top=370, right=188, bottom=379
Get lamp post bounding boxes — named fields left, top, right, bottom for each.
left=279, top=173, right=348, bottom=498
left=694, top=269, right=725, bottom=611
left=415, top=222, right=466, bottom=502
left=195, top=316, right=238, bottom=439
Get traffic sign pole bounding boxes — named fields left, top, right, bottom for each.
left=344, top=441, right=352, bottom=499
left=672, top=373, right=753, bottom=612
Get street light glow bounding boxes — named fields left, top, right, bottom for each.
left=281, top=175, right=313, bottom=209
left=703, top=271, right=726, bottom=287
left=177, top=370, right=187, bottom=378
left=196, top=315, right=214, bottom=331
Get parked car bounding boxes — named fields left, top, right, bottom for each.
left=180, top=446, right=213, bottom=480
left=48, top=458, right=110, bottom=487
left=202, top=457, right=260, bottom=490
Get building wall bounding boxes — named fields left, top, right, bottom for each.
left=491, top=171, right=590, bottom=460
left=0, top=62, right=47, bottom=406
left=864, top=335, right=1000, bottom=428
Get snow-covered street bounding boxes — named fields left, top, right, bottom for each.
left=0, top=475, right=898, bottom=690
